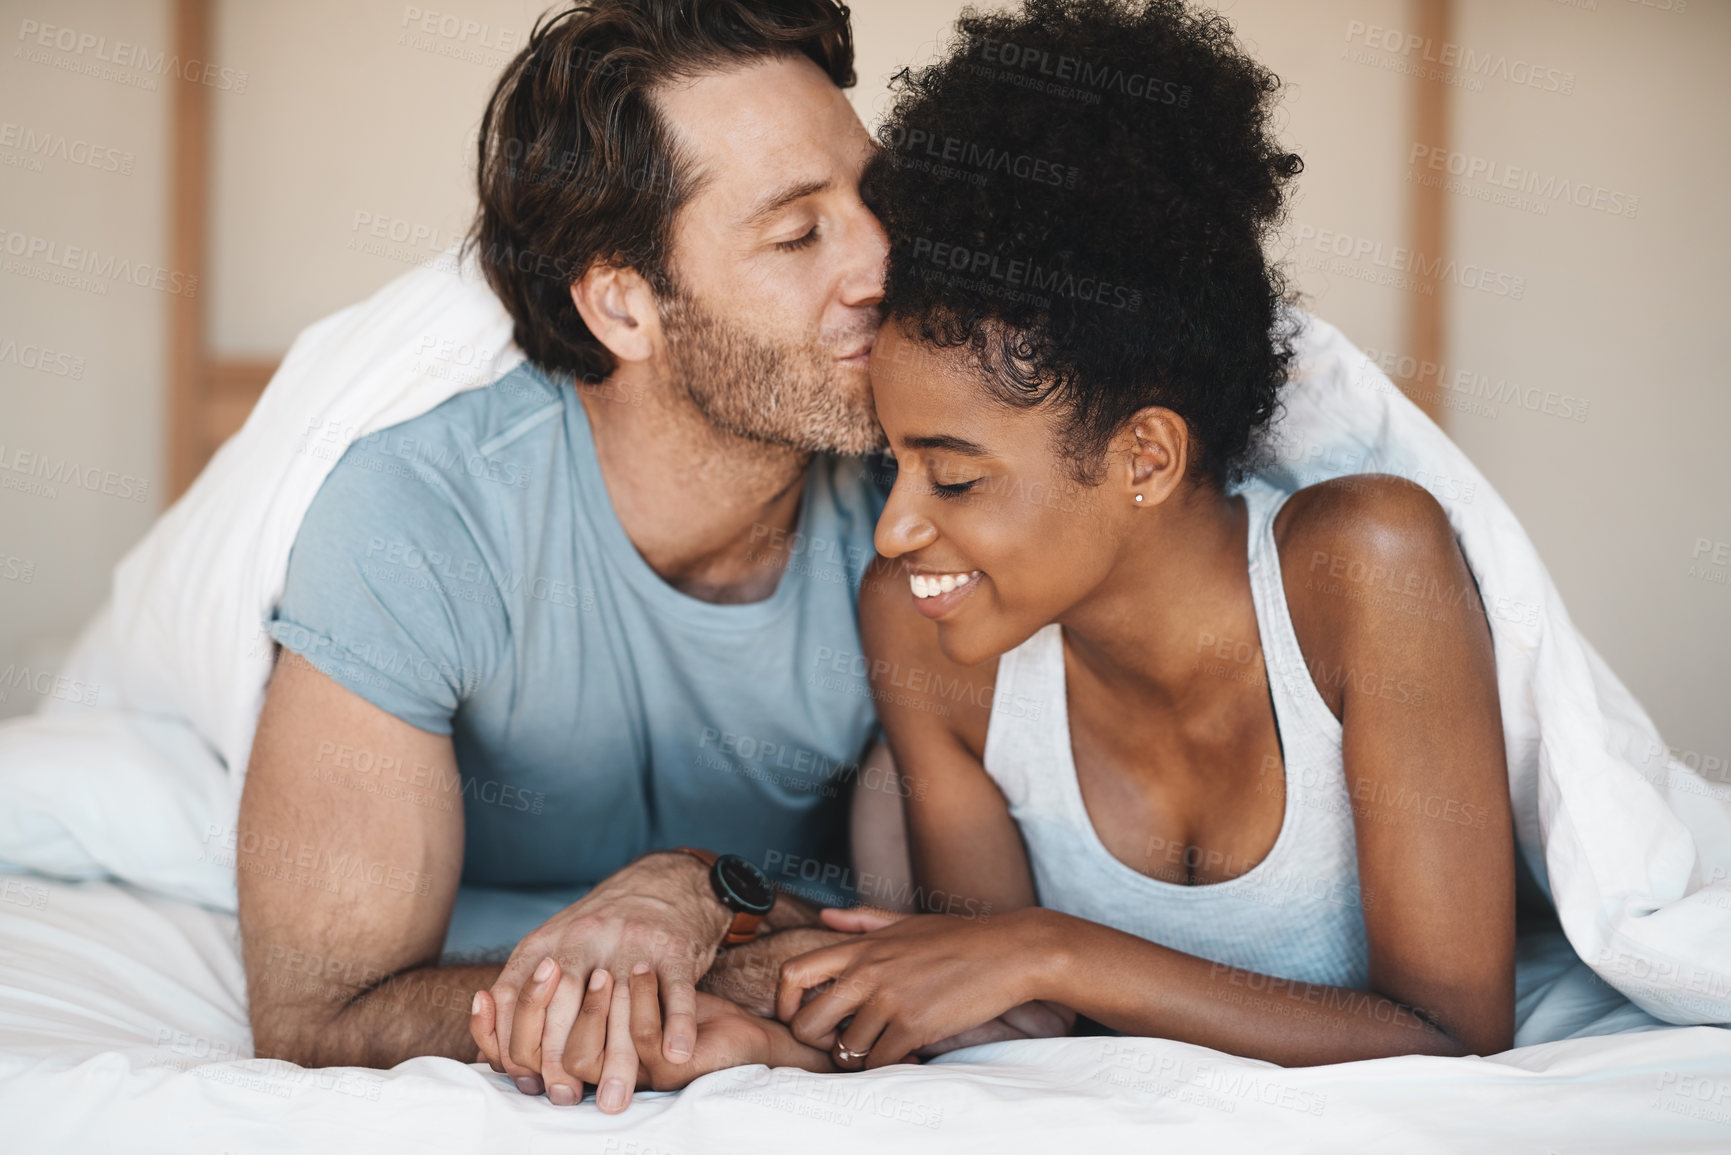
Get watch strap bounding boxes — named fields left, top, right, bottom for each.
left=672, top=847, right=762, bottom=945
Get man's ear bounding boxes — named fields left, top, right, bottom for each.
left=1118, top=407, right=1191, bottom=509
left=570, top=263, right=662, bottom=365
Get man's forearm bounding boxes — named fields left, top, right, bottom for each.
left=255, top=960, right=502, bottom=1069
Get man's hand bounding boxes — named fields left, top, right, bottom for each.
left=472, top=962, right=834, bottom=1102
left=470, top=851, right=730, bottom=1112
left=698, top=927, right=859, bottom=1018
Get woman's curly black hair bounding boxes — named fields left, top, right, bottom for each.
left=865, top=0, right=1303, bottom=486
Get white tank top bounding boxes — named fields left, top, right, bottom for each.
left=981, top=478, right=1370, bottom=988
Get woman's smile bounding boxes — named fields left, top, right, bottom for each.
left=906, top=565, right=985, bottom=619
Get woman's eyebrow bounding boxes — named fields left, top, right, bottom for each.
left=901, top=434, right=990, bottom=457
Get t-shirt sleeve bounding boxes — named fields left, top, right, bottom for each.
left=267, top=445, right=509, bottom=735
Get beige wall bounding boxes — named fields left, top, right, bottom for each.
left=0, top=0, right=171, bottom=715
left=1, top=0, right=1726, bottom=760
left=1444, top=0, right=1731, bottom=767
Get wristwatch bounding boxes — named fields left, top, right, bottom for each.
left=673, top=848, right=776, bottom=945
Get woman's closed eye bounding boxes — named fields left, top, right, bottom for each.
left=931, top=478, right=981, bottom=500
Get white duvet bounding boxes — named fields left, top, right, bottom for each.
left=1, top=873, right=1729, bottom=1152
left=0, top=252, right=1728, bottom=1149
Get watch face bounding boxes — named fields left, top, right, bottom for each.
left=714, top=854, right=776, bottom=915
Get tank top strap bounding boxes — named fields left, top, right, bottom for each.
left=1240, top=478, right=1344, bottom=752
left=982, top=623, right=1073, bottom=816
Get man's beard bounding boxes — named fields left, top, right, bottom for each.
left=658, top=287, right=884, bottom=456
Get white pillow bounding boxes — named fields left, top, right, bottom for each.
left=0, top=712, right=237, bottom=910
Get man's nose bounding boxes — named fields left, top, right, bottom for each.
left=838, top=204, right=889, bottom=308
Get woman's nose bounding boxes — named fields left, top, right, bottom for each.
left=874, top=481, right=937, bottom=561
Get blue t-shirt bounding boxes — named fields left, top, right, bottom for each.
left=269, top=363, right=888, bottom=899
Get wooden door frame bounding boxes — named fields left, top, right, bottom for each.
left=166, top=0, right=277, bottom=502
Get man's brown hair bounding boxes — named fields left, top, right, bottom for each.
left=468, top=0, right=856, bottom=382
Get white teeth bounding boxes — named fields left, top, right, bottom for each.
left=909, top=571, right=979, bottom=599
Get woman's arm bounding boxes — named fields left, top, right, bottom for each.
left=779, top=907, right=1460, bottom=1067
left=1276, top=475, right=1516, bottom=1056
left=781, top=480, right=1515, bottom=1066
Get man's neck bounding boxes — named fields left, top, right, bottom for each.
left=576, top=365, right=812, bottom=604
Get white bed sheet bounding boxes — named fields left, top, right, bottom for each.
left=3, top=873, right=1729, bottom=1153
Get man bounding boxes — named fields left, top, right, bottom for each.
left=238, top=0, right=908, bottom=1115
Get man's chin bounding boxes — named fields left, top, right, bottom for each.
left=821, top=419, right=888, bottom=456
left=816, top=370, right=884, bottom=455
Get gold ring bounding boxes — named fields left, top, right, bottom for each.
left=834, top=1042, right=869, bottom=1065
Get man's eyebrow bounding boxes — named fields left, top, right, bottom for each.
left=902, top=434, right=991, bottom=457
left=740, top=178, right=830, bottom=228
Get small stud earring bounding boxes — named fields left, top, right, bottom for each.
left=1134, top=494, right=1144, bottom=503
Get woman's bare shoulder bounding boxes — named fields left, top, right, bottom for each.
left=1271, top=474, right=1484, bottom=710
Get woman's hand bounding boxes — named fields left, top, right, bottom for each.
left=775, top=908, right=1060, bottom=1069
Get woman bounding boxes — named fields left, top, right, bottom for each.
left=773, top=0, right=1516, bottom=1068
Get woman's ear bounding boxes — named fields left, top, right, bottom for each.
left=1121, top=407, right=1191, bottom=509
left=570, top=263, right=662, bottom=365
